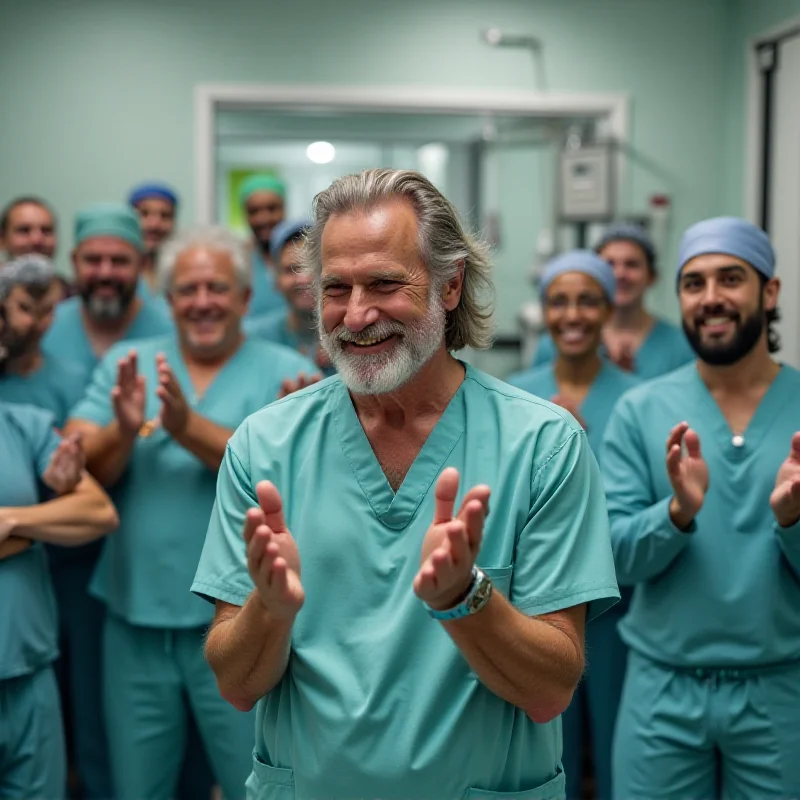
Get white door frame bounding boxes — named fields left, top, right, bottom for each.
left=194, top=83, right=630, bottom=224
left=744, top=14, right=800, bottom=223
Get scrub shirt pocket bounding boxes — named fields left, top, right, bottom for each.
left=246, top=751, right=294, bottom=800
left=465, top=766, right=565, bottom=799
left=481, top=566, right=513, bottom=599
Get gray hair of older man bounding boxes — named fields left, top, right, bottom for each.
left=156, top=225, right=251, bottom=292
left=0, top=254, right=55, bottom=301
left=301, top=168, right=495, bottom=352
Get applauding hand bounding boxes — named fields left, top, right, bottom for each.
left=665, top=422, right=709, bottom=530
left=112, top=351, right=146, bottom=436
left=156, top=354, right=191, bottom=436
left=42, top=432, right=85, bottom=495
left=245, top=481, right=305, bottom=620
left=771, top=432, right=800, bottom=528
left=413, top=468, right=490, bottom=611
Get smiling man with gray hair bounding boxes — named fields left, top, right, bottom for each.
left=193, top=168, right=619, bottom=800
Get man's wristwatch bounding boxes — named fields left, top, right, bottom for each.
left=424, top=566, right=493, bottom=620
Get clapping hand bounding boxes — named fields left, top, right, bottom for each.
left=112, top=351, right=146, bottom=436
left=156, top=354, right=191, bottom=436
left=245, top=481, right=305, bottom=619
left=771, top=432, right=800, bottom=528
left=42, top=432, right=85, bottom=495
left=277, top=371, right=324, bottom=400
left=413, top=468, right=490, bottom=611
left=666, top=422, right=709, bottom=529
left=551, top=394, right=588, bottom=431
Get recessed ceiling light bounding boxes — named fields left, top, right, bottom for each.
left=306, top=141, right=335, bottom=164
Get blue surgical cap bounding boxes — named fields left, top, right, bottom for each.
left=270, top=218, right=311, bottom=262
left=595, top=223, right=656, bottom=271
left=539, top=249, right=616, bottom=303
left=677, top=217, right=775, bottom=283
left=128, top=182, right=179, bottom=208
left=74, top=203, right=143, bottom=251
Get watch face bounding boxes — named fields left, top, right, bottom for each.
left=468, top=575, right=493, bottom=612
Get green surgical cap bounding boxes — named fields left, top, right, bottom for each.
left=238, top=174, right=286, bottom=207
left=74, top=203, right=143, bottom=251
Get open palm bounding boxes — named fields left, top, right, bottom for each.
left=112, top=351, right=146, bottom=435
left=666, top=422, right=709, bottom=520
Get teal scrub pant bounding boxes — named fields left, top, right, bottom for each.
left=562, top=599, right=628, bottom=800
left=103, top=614, right=255, bottom=800
left=613, top=651, right=800, bottom=799
left=0, top=666, right=66, bottom=799
left=49, top=546, right=113, bottom=799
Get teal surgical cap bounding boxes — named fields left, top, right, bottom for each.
left=239, top=174, right=286, bottom=207
left=595, top=223, right=656, bottom=271
left=677, top=217, right=775, bottom=284
left=539, top=249, right=616, bottom=303
left=74, top=203, right=143, bottom=251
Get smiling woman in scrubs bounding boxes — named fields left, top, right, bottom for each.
left=531, top=224, right=693, bottom=380
left=65, top=226, right=316, bottom=800
left=508, top=250, right=637, bottom=800
left=0, top=300, right=117, bottom=798
left=193, top=169, right=619, bottom=800
left=602, top=217, right=800, bottom=799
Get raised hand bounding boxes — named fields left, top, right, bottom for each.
left=609, top=341, right=636, bottom=373
left=155, top=353, right=191, bottom=436
left=277, top=371, right=324, bottom=400
left=771, top=432, right=800, bottom=528
left=551, top=394, right=588, bottom=431
left=42, top=432, right=85, bottom=495
left=413, top=468, right=490, bottom=611
left=111, top=351, right=146, bottom=436
left=245, top=481, right=304, bottom=619
left=665, top=422, right=709, bottom=529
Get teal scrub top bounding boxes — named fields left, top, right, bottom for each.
left=245, top=308, right=336, bottom=378
left=42, top=294, right=174, bottom=376
left=246, top=251, right=287, bottom=321
left=70, top=334, right=316, bottom=629
left=192, top=365, right=619, bottom=800
left=601, top=362, right=800, bottom=668
left=0, top=402, right=61, bottom=680
left=530, top=318, right=693, bottom=381
left=507, top=361, right=639, bottom=463
left=0, top=356, right=89, bottom=428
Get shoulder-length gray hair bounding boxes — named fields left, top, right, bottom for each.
left=301, top=168, right=495, bottom=351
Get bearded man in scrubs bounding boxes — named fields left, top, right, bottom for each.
left=0, top=293, right=118, bottom=798
left=65, top=225, right=316, bottom=800
left=508, top=250, right=637, bottom=800
left=43, top=203, right=173, bottom=375
left=128, top=181, right=179, bottom=300
left=602, top=217, right=800, bottom=799
left=192, top=168, right=619, bottom=800
left=531, top=224, right=693, bottom=380
left=239, top=174, right=288, bottom=320
left=246, top=217, right=334, bottom=377
left=0, top=254, right=86, bottom=424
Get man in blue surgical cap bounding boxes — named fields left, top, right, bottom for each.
left=602, top=217, right=800, bottom=798
left=239, top=174, right=288, bottom=320
left=246, top=217, right=334, bottom=378
left=128, top=182, right=179, bottom=299
left=39, top=203, right=172, bottom=799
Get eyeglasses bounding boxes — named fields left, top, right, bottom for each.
left=544, top=294, right=606, bottom=311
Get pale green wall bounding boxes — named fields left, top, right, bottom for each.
left=0, top=0, right=732, bottom=326
left=721, top=0, right=800, bottom=218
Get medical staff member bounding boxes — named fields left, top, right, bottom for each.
left=193, top=169, right=619, bottom=800
left=531, top=224, right=693, bottom=380
left=0, top=297, right=117, bottom=798
left=0, top=255, right=87, bottom=424
left=128, top=181, right=179, bottom=300
left=43, top=203, right=173, bottom=375
left=246, top=217, right=334, bottom=377
left=508, top=250, right=637, bottom=800
left=602, top=217, right=800, bottom=799
left=66, top=226, right=316, bottom=800
left=239, top=173, right=287, bottom=320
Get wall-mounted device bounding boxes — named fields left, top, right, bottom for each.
left=558, top=144, right=615, bottom=223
